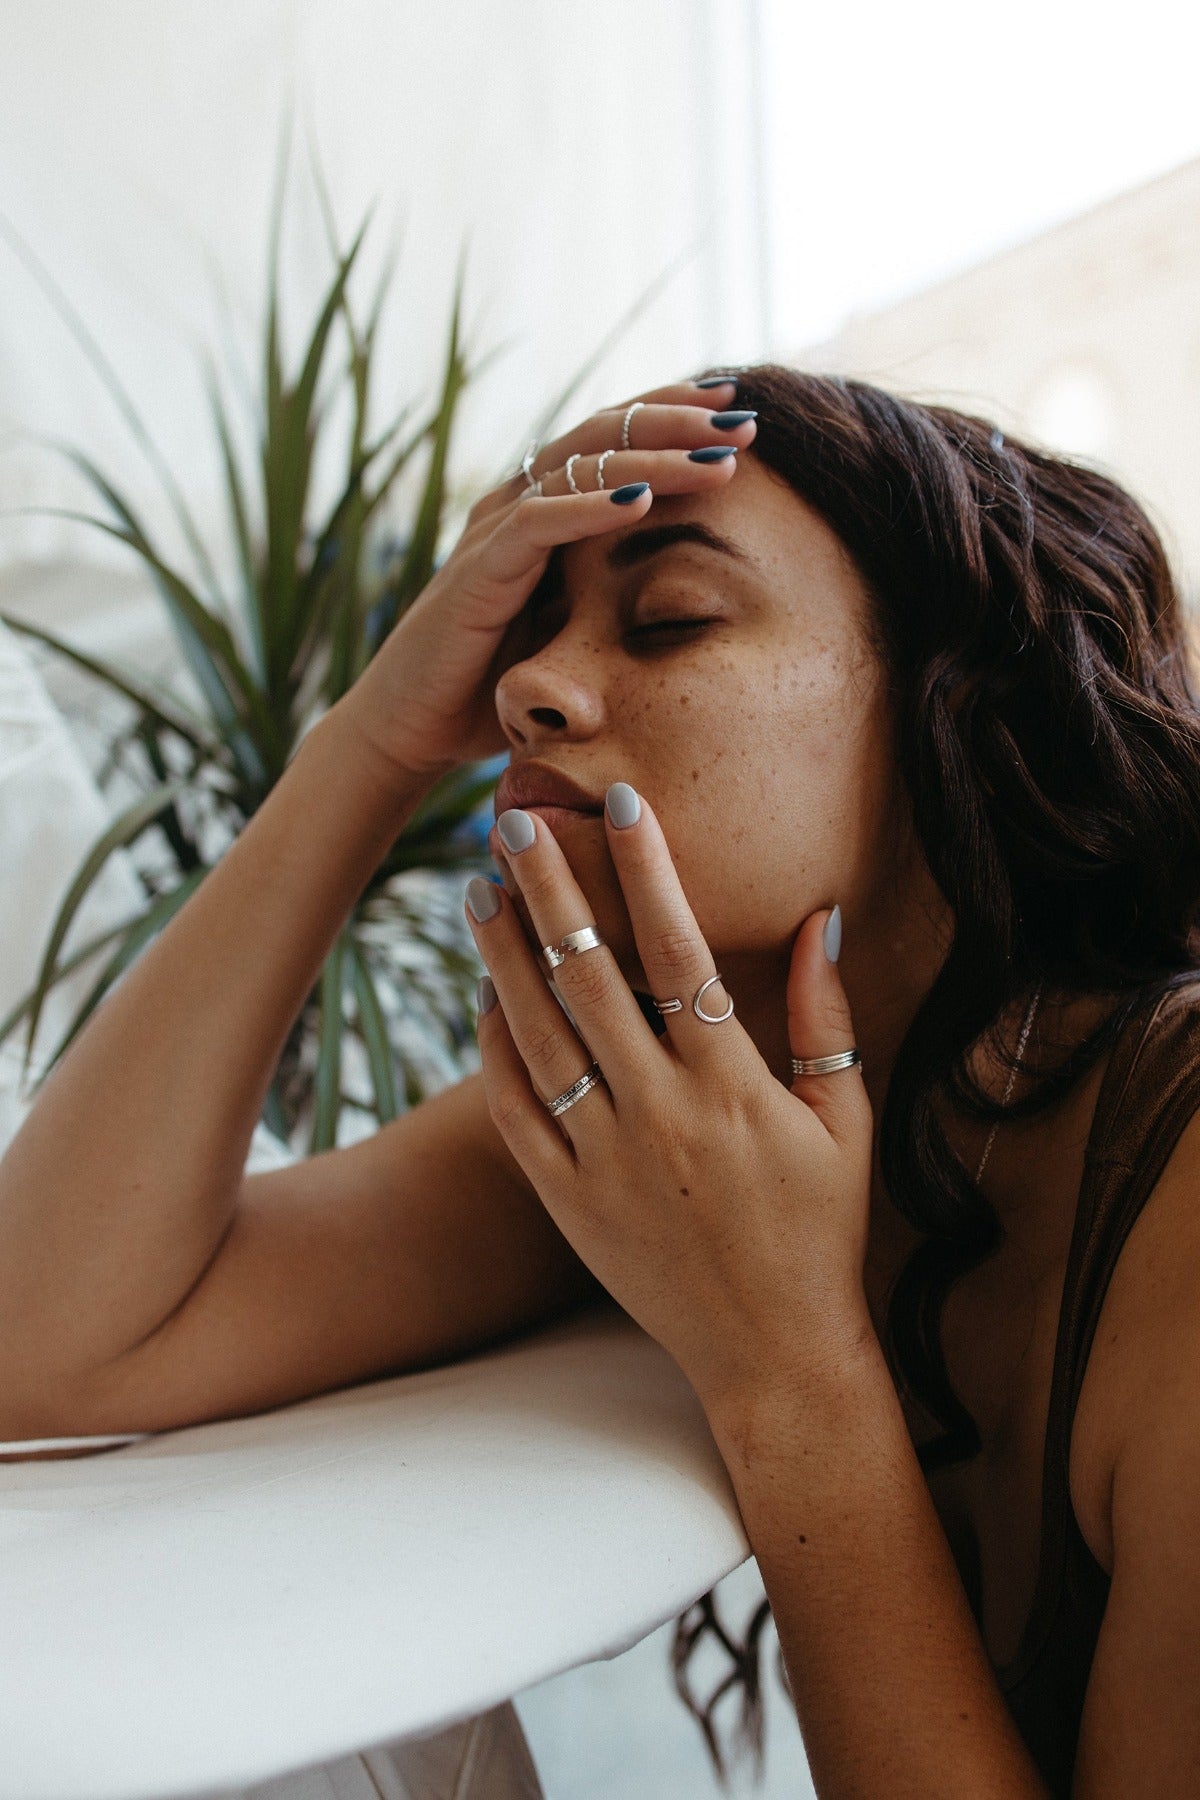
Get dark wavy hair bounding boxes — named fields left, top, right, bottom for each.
left=669, top=363, right=1200, bottom=1785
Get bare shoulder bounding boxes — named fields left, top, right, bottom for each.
left=1072, top=1089, right=1200, bottom=1571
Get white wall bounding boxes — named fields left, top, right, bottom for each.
left=0, top=0, right=768, bottom=600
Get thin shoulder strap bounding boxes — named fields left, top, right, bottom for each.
left=1005, top=977, right=1200, bottom=1685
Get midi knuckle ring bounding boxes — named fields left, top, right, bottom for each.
left=595, top=449, right=616, bottom=491
left=791, top=1048, right=863, bottom=1076
left=621, top=401, right=644, bottom=451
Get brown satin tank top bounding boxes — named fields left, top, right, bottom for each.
left=993, top=977, right=1200, bottom=1794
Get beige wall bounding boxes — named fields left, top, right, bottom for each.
left=798, top=158, right=1200, bottom=597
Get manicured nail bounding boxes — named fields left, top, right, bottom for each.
left=823, top=904, right=842, bottom=963
left=688, top=445, right=737, bottom=463
left=695, top=375, right=737, bottom=390
left=605, top=782, right=641, bottom=829
left=476, top=974, right=497, bottom=1016
left=611, top=481, right=650, bottom=506
left=710, top=409, right=757, bottom=430
left=466, top=876, right=501, bottom=922
left=497, top=808, right=537, bottom=854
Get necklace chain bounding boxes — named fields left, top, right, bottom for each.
left=973, top=984, right=1043, bottom=1186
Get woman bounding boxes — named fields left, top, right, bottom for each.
left=2, top=364, right=1199, bottom=1796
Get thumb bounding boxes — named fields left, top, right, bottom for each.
left=786, top=904, right=870, bottom=1145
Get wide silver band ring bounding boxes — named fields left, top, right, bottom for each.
left=542, top=924, right=605, bottom=971
left=547, top=1061, right=606, bottom=1117
left=596, top=449, right=616, bottom=490
left=791, top=1048, right=862, bottom=1076
left=621, top=402, right=644, bottom=451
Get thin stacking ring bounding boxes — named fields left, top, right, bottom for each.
left=542, top=924, right=605, bottom=971
left=521, top=442, right=540, bottom=489
left=521, top=477, right=543, bottom=500
left=791, top=1048, right=862, bottom=1076
left=621, top=402, right=644, bottom=451
left=565, top=453, right=582, bottom=495
left=546, top=1062, right=606, bottom=1117
left=596, top=449, right=616, bottom=490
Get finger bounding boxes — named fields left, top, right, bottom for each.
left=599, top=783, right=751, bottom=1069
left=475, top=392, right=757, bottom=518
left=786, top=906, right=872, bottom=1149
left=534, top=443, right=742, bottom=499
left=487, top=808, right=659, bottom=1093
left=465, top=876, right=609, bottom=1123
left=474, top=974, right=580, bottom=1175
left=476, top=479, right=655, bottom=591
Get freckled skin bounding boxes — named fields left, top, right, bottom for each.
left=491, top=455, right=952, bottom=1125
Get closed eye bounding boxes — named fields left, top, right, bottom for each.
left=628, top=619, right=715, bottom=640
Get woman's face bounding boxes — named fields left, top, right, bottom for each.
left=491, top=454, right=913, bottom=1004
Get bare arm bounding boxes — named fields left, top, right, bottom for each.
left=0, top=702, right=432, bottom=1429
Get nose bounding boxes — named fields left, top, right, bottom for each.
left=494, top=635, right=607, bottom=749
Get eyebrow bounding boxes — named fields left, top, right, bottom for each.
left=604, top=519, right=753, bottom=572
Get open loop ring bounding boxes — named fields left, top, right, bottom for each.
left=693, top=974, right=734, bottom=1024
left=621, top=402, right=644, bottom=451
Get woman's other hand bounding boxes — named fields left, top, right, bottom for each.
left=336, top=377, right=756, bottom=781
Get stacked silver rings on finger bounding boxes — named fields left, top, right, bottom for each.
left=791, top=1048, right=862, bottom=1075
left=542, top=924, right=605, bottom=971
left=547, top=1061, right=606, bottom=1117
left=621, top=402, right=644, bottom=450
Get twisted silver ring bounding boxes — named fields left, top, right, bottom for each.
left=565, top=453, right=582, bottom=495
left=621, top=402, right=644, bottom=451
left=542, top=924, right=605, bottom=971
left=547, top=1062, right=606, bottom=1117
left=791, top=1048, right=862, bottom=1076
left=521, top=442, right=540, bottom=489
left=596, top=449, right=616, bottom=490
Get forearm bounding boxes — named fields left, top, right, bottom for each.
left=704, top=1330, right=1051, bottom=1799
left=0, top=700, right=432, bottom=1416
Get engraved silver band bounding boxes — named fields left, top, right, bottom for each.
left=791, top=1048, right=862, bottom=1076
left=547, top=1062, right=606, bottom=1117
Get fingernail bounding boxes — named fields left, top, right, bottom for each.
left=688, top=445, right=737, bottom=463
left=466, top=876, right=501, bottom=922
left=823, top=904, right=842, bottom=963
left=710, top=409, right=757, bottom=430
left=497, top=808, right=537, bottom=854
left=611, top=481, right=650, bottom=506
left=695, top=375, right=737, bottom=390
left=476, top=974, right=498, bottom=1016
left=605, top=781, right=641, bottom=829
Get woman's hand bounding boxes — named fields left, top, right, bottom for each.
left=463, top=786, right=876, bottom=1421
left=339, top=378, right=756, bottom=780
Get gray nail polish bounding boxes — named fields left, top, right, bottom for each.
left=611, top=481, right=650, bottom=506
left=466, top=876, right=501, bottom=921
left=823, top=904, right=843, bottom=963
left=497, top=808, right=536, bottom=854
left=695, top=375, right=737, bottom=390
left=476, top=975, right=497, bottom=1015
left=605, top=782, right=641, bottom=829
left=688, top=446, right=737, bottom=463
left=710, top=409, right=757, bottom=430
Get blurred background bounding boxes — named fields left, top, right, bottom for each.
left=4, top=2, right=1200, bottom=1794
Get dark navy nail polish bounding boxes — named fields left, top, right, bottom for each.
left=611, top=481, right=650, bottom=505
left=688, top=445, right=737, bottom=463
left=695, top=375, right=737, bottom=390
left=710, top=410, right=757, bottom=430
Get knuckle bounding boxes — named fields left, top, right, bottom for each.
left=521, top=1019, right=565, bottom=1074
left=520, top=865, right=562, bottom=912
left=648, top=920, right=705, bottom=981
left=491, top=1085, right=530, bottom=1136
left=560, top=951, right=616, bottom=1011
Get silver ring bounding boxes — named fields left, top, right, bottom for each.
left=693, top=974, right=734, bottom=1023
left=791, top=1048, right=862, bottom=1075
left=595, top=449, right=616, bottom=490
left=521, top=442, right=540, bottom=489
left=547, top=1062, right=606, bottom=1117
left=651, top=995, right=684, bottom=1014
left=565, top=453, right=582, bottom=495
left=621, top=402, right=644, bottom=451
left=542, top=924, right=605, bottom=971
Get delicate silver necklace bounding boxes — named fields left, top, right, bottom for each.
left=974, top=984, right=1043, bottom=1185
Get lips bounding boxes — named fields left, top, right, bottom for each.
left=494, top=762, right=605, bottom=816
